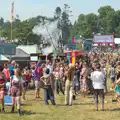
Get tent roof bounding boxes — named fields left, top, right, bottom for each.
left=115, top=38, right=120, bottom=44
left=13, top=48, right=30, bottom=57
left=0, top=54, right=9, bottom=61
left=5, top=48, right=30, bottom=58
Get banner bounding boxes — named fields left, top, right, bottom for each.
left=93, top=35, right=114, bottom=43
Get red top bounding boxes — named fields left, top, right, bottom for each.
left=25, top=71, right=31, bottom=81
left=0, top=73, right=5, bottom=89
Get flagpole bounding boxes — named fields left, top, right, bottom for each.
left=11, top=21, right=13, bottom=42
left=10, top=1, right=14, bottom=42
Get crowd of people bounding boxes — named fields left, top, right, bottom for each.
left=0, top=52, right=120, bottom=115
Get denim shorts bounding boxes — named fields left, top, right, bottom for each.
left=110, top=77, right=115, bottom=84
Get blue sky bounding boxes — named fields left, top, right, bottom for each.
left=1, top=0, right=120, bottom=23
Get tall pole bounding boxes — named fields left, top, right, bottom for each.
left=11, top=23, right=13, bottom=42
left=10, top=1, right=14, bottom=42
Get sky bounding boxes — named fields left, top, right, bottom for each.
left=1, top=0, right=120, bottom=23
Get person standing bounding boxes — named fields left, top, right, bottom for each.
left=3, top=64, right=10, bottom=81
left=101, top=63, right=107, bottom=94
left=65, top=64, right=75, bottom=106
left=81, top=63, right=88, bottom=95
left=34, top=59, right=42, bottom=98
left=41, top=68, right=56, bottom=105
left=75, top=62, right=81, bottom=90
left=10, top=68, right=24, bottom=116
left=109, top=64, right=115, bottom=89
left=9, top=61, right=16, bottom=80
left=116, top=61, right=120, bottom=79
left=0, top=64, right=6, bottom=112
left=91, top=64, right=105, bottom=111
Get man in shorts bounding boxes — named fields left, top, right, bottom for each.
left=34, top=59, right=42, bottom=98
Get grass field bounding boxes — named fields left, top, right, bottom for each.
left=0, top=88, right=120, bottom=120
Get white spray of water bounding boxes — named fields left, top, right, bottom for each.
left=32, top=19, right=61, bottom=49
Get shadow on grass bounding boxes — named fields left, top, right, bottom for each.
left=56, top=102, right=94, bottom=107
left=74, top=103, right=94, bottom=105
left=105, top=108, right=120, bottom=111
left=21, top=103, right=32, bottom=106
left=21, top=110, right=48, bottom=115
left=56, top=104, right=68, bottom=107
left=3, top=110, right=48, bottom=116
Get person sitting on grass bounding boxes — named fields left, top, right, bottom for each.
left=115, top=79, right=120, bottom=104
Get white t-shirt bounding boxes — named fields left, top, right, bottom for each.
left=91, top=71, right=105, bottom=89
left=46, top=64, right=53, bottom=73
left=13, top=75, right=25, bottom=84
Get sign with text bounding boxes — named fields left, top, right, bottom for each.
left=93, top=35, right=114, bottom=43
left=30, top=56, right=38, bottom=61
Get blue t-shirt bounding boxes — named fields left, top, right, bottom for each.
left=9, top=66, right=14, bottom=77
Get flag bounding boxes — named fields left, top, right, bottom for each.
left=10, top=1, right=14, bottom=23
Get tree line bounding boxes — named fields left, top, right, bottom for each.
left=71, top=6, right=120, bottom=38
left=0, top=5, right=120, bottom=45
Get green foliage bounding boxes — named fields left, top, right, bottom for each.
left=2, top=5, right=120, bottom=45
left=54, top=4, right=72, bottom=45
left=72, top=5, right=120, bottom=38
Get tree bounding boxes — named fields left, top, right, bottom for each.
left=98, top=6, right=115, bottom=34
left=54, top=7, right=62, bottom=19
left=0, top=15, right=45, bottom=45
left=0, top=17, right=4, bottom=27
left=61, top=4, right=72, bottom=43
left=0, top=17, right=4, bottom=37
left=71, top=5, right=120, bottom=38
left=72, top=13, right=98, bottom=38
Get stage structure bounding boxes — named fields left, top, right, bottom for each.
left=92, top=34, right=115, bottom=51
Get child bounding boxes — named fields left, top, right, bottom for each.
left=115, top=79, right=120, bottom=104
left=81, top=76, right=87, bottom=93
left=59, top=64, right=64, bottom=78
left=73, top=72, right=79, bottom=95
left=109, top=64, right=115, bottom=89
